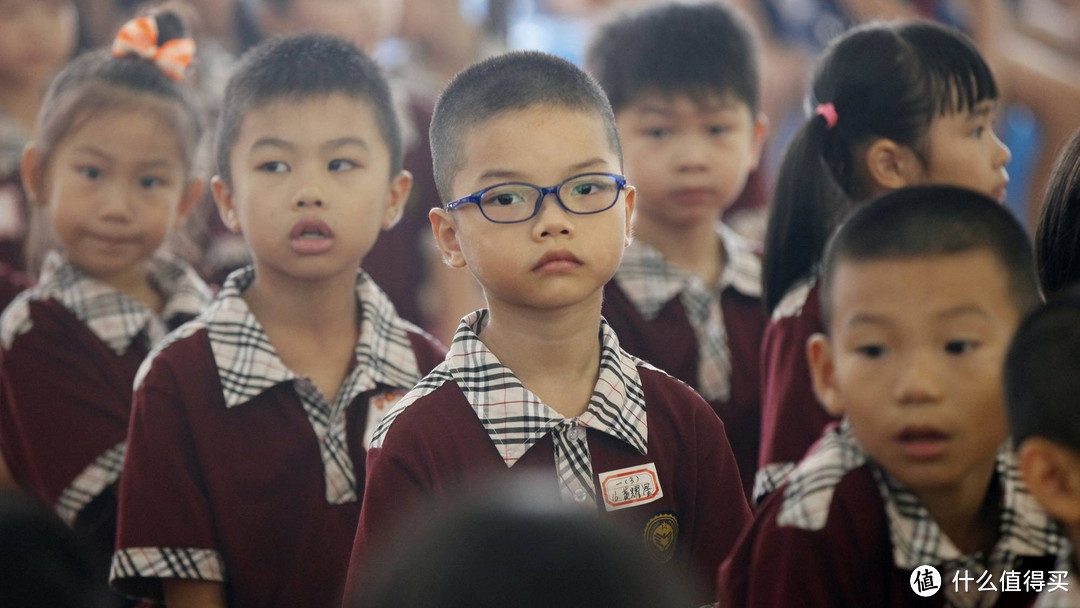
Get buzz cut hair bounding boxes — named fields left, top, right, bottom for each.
left=429, top=50, right=621, bottom=203
left=819, top=185, right=1042, bottom=329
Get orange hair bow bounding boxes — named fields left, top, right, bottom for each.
left=111, top=16, right=195, bottom=82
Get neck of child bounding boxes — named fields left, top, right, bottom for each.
left=913, top=456, right=1001, bottom=556
left=0, top=78, right=46, bottom=135
left=480, top=296, right=603, bottom=419
left=97, top=260, right=164, bottom=313
left=243, top=264, right=359, bottom=338
left=632, top=213, right=724, bottom=287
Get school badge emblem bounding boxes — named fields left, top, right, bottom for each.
left=643, top=511, right=679, bottom=563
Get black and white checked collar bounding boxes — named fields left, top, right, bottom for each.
left=26, top=250, right=209, bottom=354
left=203, top=265, right=423, bottom=409
left=614, top=222, right=761, bottom=320
left=1033, top=545, right=1078, bottom=608
left=778, top=421, right=1064, bottom=573
left=446, top=309, right=649, bottom=466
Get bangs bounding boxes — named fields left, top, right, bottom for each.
left=906, top=24, right=998, bottom=116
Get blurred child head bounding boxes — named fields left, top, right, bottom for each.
left=586, top=1, right=767, bottom=230
left=428, top=51, right=634, bottom=312
left=349, top=476, right=698, bottom=608
left=1005, top=288, right=1080, bottom=538
left=763, top=21, right=1010, bottom=313
left=808, top=186, right=1039, bottom=496
left=20, top=10, right=203, bottom=284
left=211, top=33, right=410, bottom=283
left=1035, top=128, right=1080, bottom=297
left=251, top=0, right=383, bottom=52
left=0, top=490, right=111, bottom=608
left=0, top=0, right=77, bottom=91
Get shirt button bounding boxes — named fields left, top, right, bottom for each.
left=572, top=488, right=588, bottom=503
left=567, top=426, right=580, bottom=441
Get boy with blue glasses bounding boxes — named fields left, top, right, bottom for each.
left=345, top=51, right=751, bottom=603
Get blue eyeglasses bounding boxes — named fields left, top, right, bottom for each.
left=445, top=172, right=627, bottom=224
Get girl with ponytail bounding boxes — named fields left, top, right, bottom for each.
left=0, top=9, right=209, bottom=599
left=756, top=20, right=1011, bottom=501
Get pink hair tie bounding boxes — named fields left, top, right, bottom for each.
left=815, top=103, right=838, bottom=129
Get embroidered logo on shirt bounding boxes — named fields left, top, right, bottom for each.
left=599, top=463, right=663, bottom=511
left=643, top=511, right=679, bottom=563
left=363, top=389, right=407, bottom=449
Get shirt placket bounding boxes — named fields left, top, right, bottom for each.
left=682, top=281, right=731, bottom=402
left=293, top=376, right=359, bottom=505
left=551, top=418, right=596, bottom=509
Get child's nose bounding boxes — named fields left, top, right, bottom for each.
left=293, top=186, right=325, bottom=209
left=532, top=192, right=573, bottom=239
left=674, top=135, right=712, bottom=172
left=893, top=353, right=943, bottom=405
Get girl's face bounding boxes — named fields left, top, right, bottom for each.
left=0, top=0, right=76, bottom=85
left=25, top=109, right=199, bottom=288
left=915, top=101, right=1012, bottom=202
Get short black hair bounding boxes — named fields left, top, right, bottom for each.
left=214, top=33, right=402, bottom=186
left=819, top=185, right=1041, bottom=328
left=586, top=1, right=760, bottom=115
left=430, top=50, right=621, bottom=202
left=1005, top=287, right=1080, bottom=451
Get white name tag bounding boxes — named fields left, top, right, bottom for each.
left=599, top=463, right=664, bottom=511
left=362, top=389, right=406, bottom=449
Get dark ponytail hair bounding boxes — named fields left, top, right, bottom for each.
left=33, top=9, right=202, bottom=172
left=1035, top=128, right=1080, bottom=297
left=25, top=9, right=203, bottom=275
left=762, top=21, right=998, bottom=313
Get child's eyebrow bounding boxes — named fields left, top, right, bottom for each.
left=71, top=145, right=112, bottom=160
left=844, top=312, right=892, bottom=329
left=477, top=157, right=609, bottom=183
left=322, top=137, right=369, bottom=152
left=935, top=304, right=989, bottom=320
left=250, top=137, right=294, bottom=152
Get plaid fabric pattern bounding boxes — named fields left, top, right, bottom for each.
left=372, top=309, right=649, bottom=507
left=752, top=461, right=797, bottom=505
left=778, top=422, right=1066, bottom=608
left=136, top=266, right=425, bottom=505
left=770, top=276, right=817, bottom=321
left=111, top=547, right=225, bottom=583
left=614, top=223, right=760, bottom=402
left=0, top=250, right=210, bottom=354
left=55, top=441, right=126, bottom=526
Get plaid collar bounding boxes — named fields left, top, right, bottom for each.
left=778, top=422, right=1065, bottom=583
left=614, top=222, right=760, bottom=320
left=447, top=309, right=649, bottom=467
left=205, top=265, right=423, bottom=409
left=37, top=250, right=210, bottom=355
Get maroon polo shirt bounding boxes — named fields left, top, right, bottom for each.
left=0, top=261, right=31, bottom=310
left=603, top=282, right=765, bottom=498
left=719, top=465, right=1055, bottom=608
left=111, top=326, right=445, bottom=608
left=348, top=363, right=751, bottom=604
left=757, top=280, right=838, bottom=490
left=0, top=298, right=148, bottom=508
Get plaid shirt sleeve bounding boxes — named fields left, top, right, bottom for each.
left=110, top=331, right=225, bottom=602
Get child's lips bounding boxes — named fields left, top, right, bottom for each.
left=533, top=250, right=583, bottom=273
left=895, top=426, right=951, bottom=460
left=289, top=219, right=333, bottom=255
left=670, top=187, right=717, bottom=205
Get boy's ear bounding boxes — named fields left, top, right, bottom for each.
left=863, top=138, right=918, bottom=193
left=381, top=170, right=414, bottom=230
left=622, top=184, right=636, bottom=247
left=210, top=175, right=241, bottom=234
left=175, top=178, right=204, bottom=226
left=807, top=333, right=843, bottom=416
left=429, top=207, right=467, bottom=268
left=1018, top=438, right=1080, bottom=527
left=748, top=112, right=770, bottom=172
left=20, top=144, right=45, bottom=206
